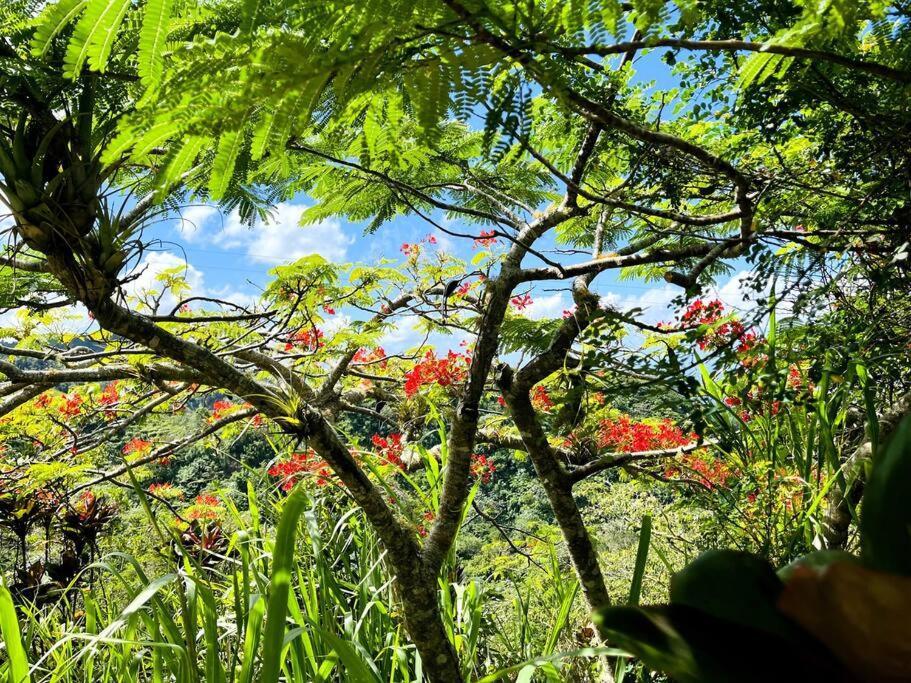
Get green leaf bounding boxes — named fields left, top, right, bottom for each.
left=308, top=622, right=381, bottom=682
left=861, top=414, right=911, bottom=575
left=259, top=488, right=309, bottom=683
left=209, top=126, right=246, bottom=201
left=63, top=0, right=132, bottom=78
left=628, top=515, right=652, bottom=605
left=30, top=0, right=88, bottom=57
left=237, top=595, right=266, bottom=683
left=138, top=0, right=174, bottom=88
left=669, top=550, right=793, bottom=639
left=154, top=135, right=206, bottom=198
left=0, top=579, right=30, bottom=683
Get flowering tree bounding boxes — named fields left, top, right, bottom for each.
left=1, top=1, right=910, bottom=680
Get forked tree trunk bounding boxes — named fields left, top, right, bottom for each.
left=396, top=565, right=463, bottom=682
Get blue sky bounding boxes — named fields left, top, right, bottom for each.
left=126, top=196, right=755, bottom=355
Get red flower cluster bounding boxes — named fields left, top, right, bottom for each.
left=403, top=350, right=469, bottom=398
left=401, top=235, right=438, bottom=259
left=123, top=437, right=153, bottom=455
left=597, top=416, right=695, bottom=453
left=268, top=450, right=332, bottom=490
left=371, top=433, right=405, bottom=468
left=210, top=399, right=235, bottom=421
left=665, top=454, right=733, bottom=490
left=473, top=230, right=498, bottom=248
left=284, top=328, right=324, bottom=352
left=186, top=494, right=221, bottom=521
left=510, top=293, right=533, bottom=310
left=417, top=510, right=435, bottom=537
left=99, top=382, right=120, bottom=406
left=352, top=346, right=388, bottom=367
left=681, top=299, right=725, bottom=325
left=469, top=454, right=496, bottom=484
left=531, top=385, right=554, bottom=412
left=59, top=393, right=84, bottom=418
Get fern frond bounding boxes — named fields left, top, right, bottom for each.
left=209, top=121, right=248, bottom=201
left=63, top=0, right=131, bottom=78
left=138, top=0, right=174, bottom=88
left=30, top=0, right=88, bottom=57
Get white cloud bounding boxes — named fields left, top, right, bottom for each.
left=524, top=292, right=568, bottom=320
left=601, top=284, right=679, bottom=323
left=124, top=251, right=205, bottom=312
left=174, top=201, right=352, bottom=264
left=380, top=314, right=425, bottom=349
left=712, top=270, right=756, bottom=312
left=175, top=204, right=219, bottom=242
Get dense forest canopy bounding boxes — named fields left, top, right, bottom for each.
left=0, top=1, right=910, bottom=681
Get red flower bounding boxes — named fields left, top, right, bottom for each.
left=597, top=416, right=694, bottom=453
left=268, top=450, right=332, bottom=490
left=123, top=437, right=153, bottom=455
left=283, top=328, right=324, bottom=352
left=681, top=299, right=725, bottom=325
left=469, top=454, right=496, bottom=484
left=510, top=294, right=533, bottom=311
left=473, top=230, right=498, bottom=248
left=403, top=350, right=469, bottom=398
left=99, top=382, right=120, bottom=406
left=418, top=510, right=436, bottom=537
left=665, top=454, right=733, bottom=490
left=371, top=433, right=405, bottom=468
left=352, top=346, right=388, bottom=368
left=186, top=494, right=221, bottom=521
left=210, top=399, right=235, bottom=421
left=59, top=393, right=84, bottom=418
left=531, top=385, right=554, bottom=411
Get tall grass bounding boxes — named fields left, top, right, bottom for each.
left=0, top=473, right=595, bottom=682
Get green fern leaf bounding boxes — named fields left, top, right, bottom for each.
left=30, top=0, right=88, bottom=57
left=138, top=0, right=174, bottom=88
left=63, top=0, right=131, bottom=78
left=209, top=124, right=247, bottom=200
left=154, top=135, right=205, bottom=198
left=737, top=51, right=785, bottom=90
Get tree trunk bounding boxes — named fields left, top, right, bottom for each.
left=502, top=387, right=612, bottom=626
left=823, top=391, right=911, bottom=549
left=396, top=565, right=463, bottom=683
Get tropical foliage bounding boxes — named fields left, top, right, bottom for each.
left=1, top=1, right=910, bottom=681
